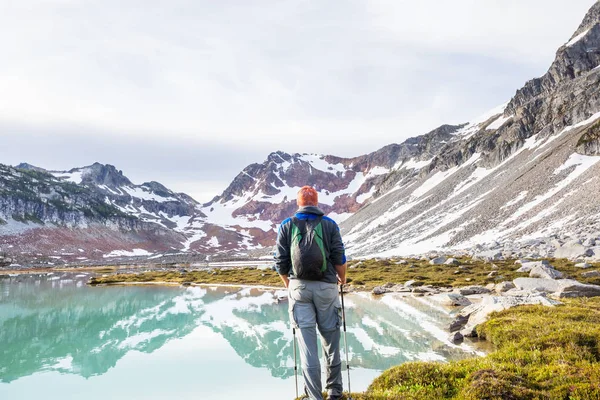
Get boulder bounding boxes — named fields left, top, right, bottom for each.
left=458, top=293, right=562, bottom=335
left=457, top=286, right=491, bottom=296
left=552, top=281, right=600, bottom=298
left=529, top=264, right=563, bottom=279
left=449, top=332, right=464, bottom=344
left=555, top=240, right=593, bottom=260
left=583, top=238, right=597, bottom=247
left=449, top=315, right=470, bottom=332
left=372, top=286, right=388, bottom=295
left=513, top=278, right=564, bottom=293
left=444, top=258, right=460, bottom=266
left=429, top=257, right=447, bottom=265
left=431, top=293, right=472, bottom=307
left=575, top=262, right=593, bottom=269
left=516, top=260, right=550, bottom=273
left=473, top=250, right=504, bottom=261
left=404, top=280, right=416, bottom=288
left=494, top=281, right=516, bottom=293
left=581, top=270, right=600, bottom=278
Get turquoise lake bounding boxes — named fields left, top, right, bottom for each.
left=0, top=273, right=483, bottom=399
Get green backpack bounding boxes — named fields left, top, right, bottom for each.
left=290, top=216, right=327, bottom=280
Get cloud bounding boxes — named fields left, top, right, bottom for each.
left=0, top=0, right=596, bottom=199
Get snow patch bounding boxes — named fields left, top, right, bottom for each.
left=566, top=28, right=590, bottom=47
left=103, top=249, right=153, bottom=258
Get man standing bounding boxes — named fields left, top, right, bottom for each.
left=275, top=186, right=347, bottom=400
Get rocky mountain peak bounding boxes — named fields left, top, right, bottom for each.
left=15, top=163, right=47, bottom=173
left=572, top=0, right=600, bottom=37
left=506, top=1, right=600, bottom=115
left=78, top=163, right=132, bottom=188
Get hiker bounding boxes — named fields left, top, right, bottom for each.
left=275, top=185, right=347, bottom=400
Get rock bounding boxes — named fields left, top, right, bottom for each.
left=431, top=293, right=472, bottom=307
left=494, top=281, right=516, bottom=293
left=517, top=260, right=550, bottom=273
left=458, top=293, right=562, bottom=334
left=555, top=240, right=593, bottom=260
left=583, top=238, right=597, bottom=247
left=485, top=283, right=496, bottom=290
left=465, top=278, right=473, bottom=282
left=458, top=286, right=491, bottom=296
left=404, top=280, right=416, bottom=288
left=460, top=325, right=478, bottom=338
left=514, top=259, right=529, bottom=265
left=575, top=262, right=593, bottom=269
left=490, top=264, right=499, bottom=270
left=449, top=315, right=470, bottom=332
left=474, top=250, right=504, bottom=261
left=390, top=284, right=411, bottom=293
left=395, top=260, right=408, bottom=265
left=487, top=271, right=498, bottom=278
left=372, top=286, right=388, bottom=295
left=181, top=282, right=191, bottom=287
left=449, top=332, right=464, bottom=344
left=529, top=264, right=563, bottom=279
left=382, top=282, right=395, bottom=289
left=412, top=286, right=439, bottom=295
left=429, top=257, right=447, bottom=265
left=553, top=281, right=600, bottom=298
left=581, top=270, right=600, bottom=278
left=444, top=258, right=460, bottom=266
left=513, top=278, right=564, bottom=293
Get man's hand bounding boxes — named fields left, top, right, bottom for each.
left=335, top=263, right=347, bottom=285
left=280, top=274, right=290, bottom=288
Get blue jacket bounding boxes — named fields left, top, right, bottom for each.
left=274, top=206, right=347, bottom=284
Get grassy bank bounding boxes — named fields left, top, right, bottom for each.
left=88, top=257, right=600, bottom=289
left=337, top=297, right=600, bottom=399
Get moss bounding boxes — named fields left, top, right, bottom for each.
left=348, top=298, right=600, bottom=399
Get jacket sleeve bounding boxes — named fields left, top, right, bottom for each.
left=274, top=220, right=292, bottom=276
left=328, top=222, right=347, bottom=266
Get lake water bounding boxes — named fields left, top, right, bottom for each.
left=0, top=273, right=483, bottom=399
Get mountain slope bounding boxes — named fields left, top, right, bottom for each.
left=341, top=1, right=600, bottom=258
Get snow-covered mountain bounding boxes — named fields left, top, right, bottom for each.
left=342, top=1, right=600, bottom=258
left=1, top=1, right=600, bottom=262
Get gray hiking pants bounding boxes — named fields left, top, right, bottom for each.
left=288, top=279, right=343, bottom=400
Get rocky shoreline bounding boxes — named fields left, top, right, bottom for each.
left=369, top=258, right=600, bottom=346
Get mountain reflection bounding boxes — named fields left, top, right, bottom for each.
left=0, top=275, right=477, bottom=384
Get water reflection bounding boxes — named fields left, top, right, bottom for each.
left=0, top=274, right=479, bottom=386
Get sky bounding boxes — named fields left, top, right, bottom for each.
left=0, top=0, right=596, bottom=202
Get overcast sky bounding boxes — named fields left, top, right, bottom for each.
left=0, top=0, right=596, bottom=202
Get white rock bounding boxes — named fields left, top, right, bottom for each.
left=575, top=262, right=592, bottom=269
left=495, top=281, right=516, bottom=293
left=429, top=257, right=447, bottom=265
left=555, top=240, right=593, bottom=260
left=513, top=278, right=564, bottom=293
left=431, top=293, right=472, bottom=307
left=530, top=264, right=563, bottom=279
left=552, top=281, right=600, bottom=298
left=444, top=258, right=460, bottom=266
left=581, top=270, right=600, bottom=278
left=516, top=261, right=549, bottom=273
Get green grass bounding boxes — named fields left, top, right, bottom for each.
left=88, top=257, right=600, bottom=290
left=88, top=267, right=284, bottom=286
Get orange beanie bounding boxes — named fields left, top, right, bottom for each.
left=297, top=186, right=318, bottom=206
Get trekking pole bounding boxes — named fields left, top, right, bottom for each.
left=340, top=284, right=352, bottom=398
left=292, top=327, right=299, bottom=399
